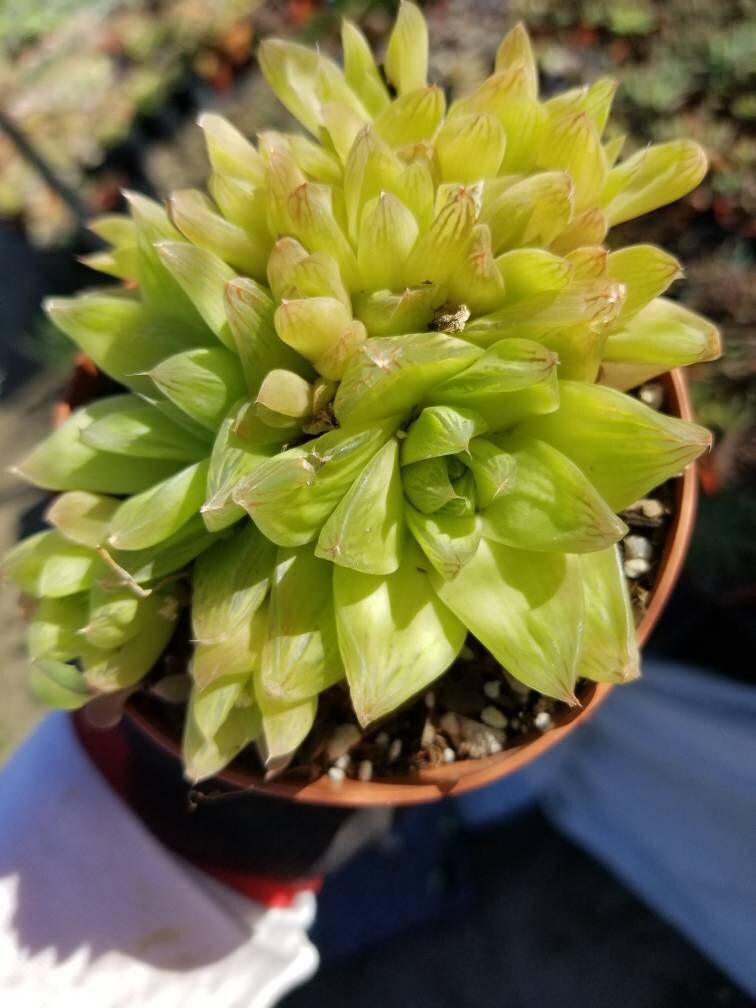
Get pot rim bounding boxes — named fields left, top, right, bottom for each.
left=61, top=363, right=698, bottom=807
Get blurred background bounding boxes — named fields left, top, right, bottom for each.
left=0, top=1, right=753, bottom=1002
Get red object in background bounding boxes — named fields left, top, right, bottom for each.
left=288, top=0, right=318, bottom=28
left=73, top=711, right=322, bottom=909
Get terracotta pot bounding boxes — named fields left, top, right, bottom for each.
left=59, top=364, right=698, bottom=808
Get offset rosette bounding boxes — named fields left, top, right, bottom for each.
left=3, top=5, right=718, bottom=780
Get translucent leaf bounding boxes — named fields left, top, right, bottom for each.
left=13, top=401, right=187, bottom=494
left=256, top=370, right=312, bottom=429
left=254, top=679, right=318, bottom=773
left=192, top=523, right=275, bottom=644
left=494, top=23, right=537, bottom=98
left=46, top=492, right=119, bottom=548
left=606, top=245, right=682, bottom=323
left=545, top=78, right=618, bottom=135
left=259, top=129, right=343, bottom=186
left=354, top=285, right=439, bottom=338
left=335, top=332, right=482, bottom=425
left=233, top=419, right=398, bottom=547
left=268, top=242, right=350, bottom=309
left=483, top=433, right=627, bottom=553
left=394, top=157, right=436, bottom=231
left=3, top=530, right=97, bottom=598
left=579, top=546, right=639, bottom=684
left=43, top=294, right=197, bottom=396
left=334, top=542, right=466, bottom=726
left=124, top=191, right=206, bottom=330
left=316, top=438, right=405, bottom=574
left=435, top=112, right=506, bottom=183
left=183, top=679, right=261, bottom=782
left=321, top=101, right=367, bottom=164
left=403, top=187, right=476, bottom=287
left=357, top=193, right=419, bottom=291
left=198, top=113, right=267, bottom=185
left=427, top=337, right=559, bottom=430
left=341, top=20, right=390, bottom=116
left=485, top=172, right=574, bottom=253
left=225, top=277, right=310, bottom=395
left=80, top=395, right=208, bottom=461
left=149, top=348, right=248, bottom=432
left=601, top=140, right=708, bottom=226
left=405, top=506, right=481, bottom=581
left=262, top=546, right=344, bottom=702
left=402, top=406, right=488, bottom=465
left=82, top=613, right=176, bottom=692
left=209, top=173, right=269, bottom=235
left=540, top=113, right=607, bottom=212
left=192, top=607, right=266, bottom=690
left=282, top=182, right=361, bottom=292
left=258, top=38, right=367, bottom=137
left=402, top=457, right=459, bottom=514
left=274, top=296, right=355, bottom=376
left=168, top=189, right=268, bottom=279
left=432, top=540, right=583, bottom=702
left=343, top=126, right=404, bottom=239
left=156, top=241, right=236, bottom=348
left=384, top=1, right=428, bottom=95
left=467, top=438, right=517, bottom=506
left=85, top=580, right=177, bottom=650
left=444, top=225, right=506, bottom=316
left=495, top=248, right=572, bottom=303
left=516, top=380, right=712, bottom=511
left=28, top=594, right=88, bottom=661
left=30, top=659, right=91, bottom=711
left=108, top=461, right=209, bottom=551
left=550, top=207, right=608, bottom=255
left=105, top=515, right=215, bottom=586
left=603, top=297, right=721, bottom=369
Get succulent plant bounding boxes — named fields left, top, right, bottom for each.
left=3, top=4, right=719, bottom=781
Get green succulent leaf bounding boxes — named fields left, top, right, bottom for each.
left=405, top=506, right=482, bottom=581
left=156, top=241, right=236, bottom=348
left=578, top=546, right=640, bottom=684
left=600, top=140, right=708, bottom=226
left=516, top=381, right=712, bottom=511
left=315, top=438, right=405, bottom=574
left=105, top=515, right=215, bottom=587
left=261, top=546, right=344, bottom=703
left=192, top=524, right=274, bottom=645
left=335, top=332, right=482, bottom=425
left=46, top=491, right=119, bottom=548
left=3, top=530, right=97, bottom=598
left=81, top=611, right=177, bottom=692
left=334, top=542, right=466, bottom=726
left=602, top=298, right=721, bottom=369
left=44, top=295, right=202, bottom=396
left=108, top=461, right=210, bottom=551
left=402, top=406, right=488, bottom=465
left=384, top=1, right=428, bottom=96
left=85, top=579, right=177, bottom=651
left=253, top=676, right=318, bottom=773
left=482, top=433, right=628, bottom=553
left=606, top=245, right=682, bottom=323
left=30, top=659, right=92, bottom=711
left=428, top=338, right=559, bottom=430
left=183, top=678, right=261, bottom=783
left=149, top=348, right=248, bottom=432
left=466, top=438, right=517, bottom=506
left=14, top=400, right=183, bottom=494
left=80, top=395, right=209, bottom=461
left=233, top=419, right=399, bottom=547
left=28, top=594, right=88, bottom=661
left=432, top=540, right=583, bottom=703
left=402, top=456, right=460, bottom=514
left=168, top=189, right=268, bottom=279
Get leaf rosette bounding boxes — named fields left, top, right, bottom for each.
left=3, top=5, right=718, bottom=780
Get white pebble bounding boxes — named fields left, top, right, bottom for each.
left=443, top=747, right=456, bottom=763
left=334, top=754, right=351, bottom=770
left=357, top=760, right=373, bottom=781
left=534, top=711, right=554, bottom=732
left=388, top=739, right=402, bottom=762
left=624, top=535, right=652, bottom=561
left=639, top=383, right=664, bottom=409
left=624, top=557, right=651, bottom=579
left=483, top=680, right=501, bottom=700
left=481, top=705, right=508, bottom=729
left=328, top=766, right=346, bottom=783
left=424, top=691, right=436, bottom=708
left=641, top=499, right=665, bottom=520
